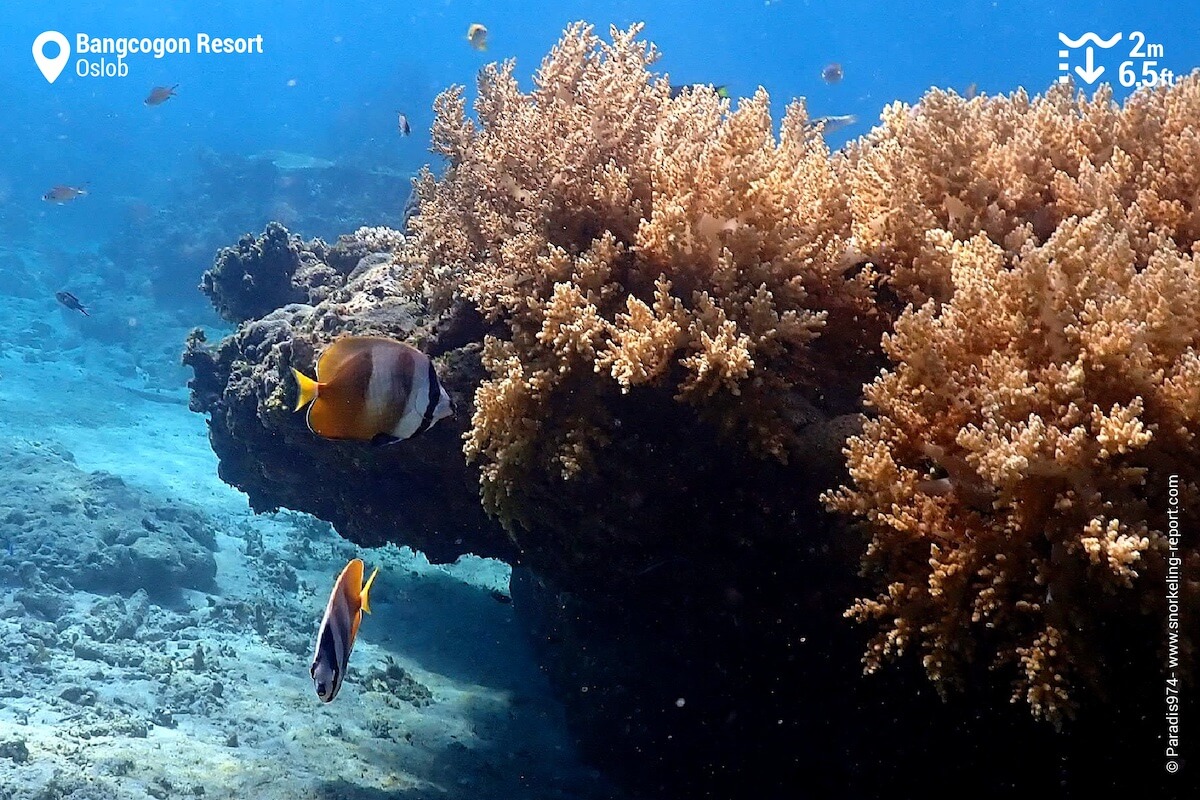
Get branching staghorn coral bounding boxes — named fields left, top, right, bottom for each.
left=824, top=74, right=1200, bottom=723
left=839, top=78, right=1200, bottom=307
left=403, top=22, right=878, bottom=528
left=824, top=210, right=1200, bottom=723
left=394, top=18, right=1200, bottom=724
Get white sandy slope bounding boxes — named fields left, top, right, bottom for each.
left=0, top=284, right=620, bottom=800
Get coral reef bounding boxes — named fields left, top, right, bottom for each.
left=826, top=79, right=1200, bottom=723
left=183, top=27, right=883, bottom=796
left=184, top=21, right=1200, bottom=799
left=403, top=23, right=882, bottom=534
left=838, top=80, right=1200, bottom=306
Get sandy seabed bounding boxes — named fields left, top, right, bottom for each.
left=0, top=283, right=619, bottom=800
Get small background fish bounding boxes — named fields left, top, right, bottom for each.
left=809, top=114, right=858, bottom=135
left=467, top=23, right=488, bottom=51
left=821, top=62, right=844, bottom=84
left=42, top=185, right=88, bottom=204
left=55, top=291, right=89, bottom=316
left=145, top=84, right=179, bottom=106
left=669, top=83, right=730, bottom=99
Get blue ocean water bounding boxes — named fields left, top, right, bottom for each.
left=5, top=0, right=1198, bottom=248
left=0, top=1, right=1197, bottom=799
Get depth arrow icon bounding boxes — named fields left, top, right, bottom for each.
left=1075, top=46, right=1105, bottom=84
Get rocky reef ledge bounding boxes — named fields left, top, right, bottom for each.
left=185, top=222, right=508, bottom=564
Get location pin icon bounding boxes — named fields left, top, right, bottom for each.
left=33, top=31, right=70, bottom=84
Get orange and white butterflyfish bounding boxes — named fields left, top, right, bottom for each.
left=290, top=336, right=454, bottom=444
left=310, top=558, right=379, bottom=703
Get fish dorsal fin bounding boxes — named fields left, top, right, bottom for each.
left=315, top=336, right=396, bottom=381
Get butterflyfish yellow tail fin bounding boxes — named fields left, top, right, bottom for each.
left=291, top=368, right=319, bottom=412
left=360, top=567, right=379, bottom=615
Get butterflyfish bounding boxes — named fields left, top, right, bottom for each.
left=310, top=558, right=378, bottom=703
left=291, top=336, right=454, bottom=444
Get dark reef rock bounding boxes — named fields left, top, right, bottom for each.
left=199, top=222, right=344, bottom=324
left=186, top=224, right=508, bottom=563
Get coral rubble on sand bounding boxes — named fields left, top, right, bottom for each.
left=0, top=441, right=216, bottom=604
left=0, top=437, right=611, bottom=800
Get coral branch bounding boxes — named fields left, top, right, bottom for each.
left=404, top=22, right=877, bottom=527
